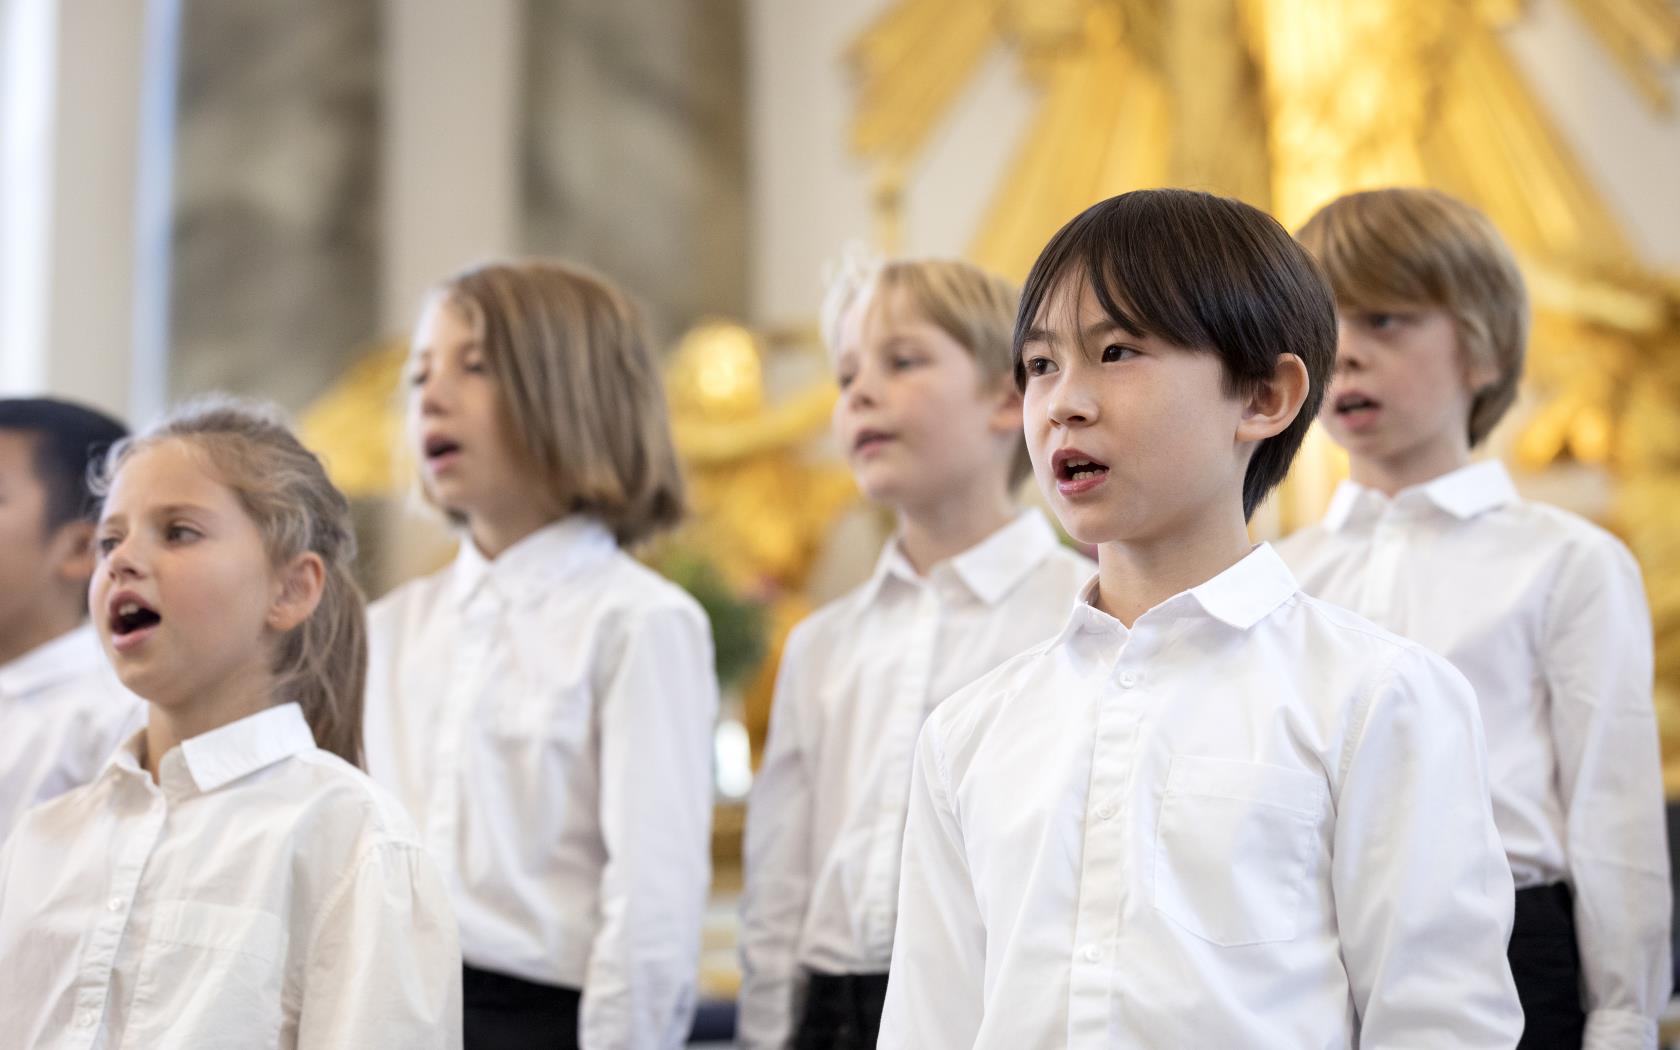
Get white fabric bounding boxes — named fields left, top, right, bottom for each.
left=879, top=544, right=1522, bottom=1049
left=0, top=625, right=143, bottom=847
left=1279, top=459, right=1672, bottom=1048
left=737, top=509, right=1092, bottom=1049
left=0, top=702, right=462, bottom=1049
left=365, top=517, right=718, bottom=1049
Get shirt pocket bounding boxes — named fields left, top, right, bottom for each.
left=127, top=901, right=287, bottom=1049
left=1152, top=755, right=1329, bottom=947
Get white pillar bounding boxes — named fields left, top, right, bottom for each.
left=0, top=0, right=171, bottom=424
left=380, top=0, right=523, bottom=334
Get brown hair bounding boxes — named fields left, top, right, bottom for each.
left=96, top=398, right=367, bottom=767
left=1296, top=187, right=1528, bottom=446
left=430, top=259, right=685, bottom=545
left=1015, top=189, right=1338, bottom=521
left=822, top=254, right=1031, bottom=486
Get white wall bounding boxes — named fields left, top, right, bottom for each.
left=747, top=0, right=1680, bottom=327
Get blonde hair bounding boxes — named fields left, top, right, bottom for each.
left=1296, top=187, right=1528, bottom=446
left=821, top=253, right=1030, bottom=486
left=431, top=259, right=684, bottom=545
left=96, top=398, right=367, bottom=767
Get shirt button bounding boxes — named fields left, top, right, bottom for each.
left=106, top=897, right=123, bottom=912
left=1118, top=671, right=1138, bottom=688
left=1096, top=803, right=1117, bottom=821
left=76, top=1011, right=96, bottom=1027
left=1081, top=944, right=1102, bottom=962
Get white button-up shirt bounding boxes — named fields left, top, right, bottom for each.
left=365, top=517, right=718, bottom=1049
left=738, top=509, right=1093, bottom=1049
left=0, top=625, right=143, bottom=846
left=0, top=702, right=462, bottom=1049
left=879, top=544, right=1523, bottom=1049
left=1279, top=459, right=1672, bottom=1049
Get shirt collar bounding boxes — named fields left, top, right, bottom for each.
left=859, top=508, right=1066, bottom=607
left=1322, top=460, right=1517, bottom=532
left=1066, top=543, right=1299, bottom=638
left=449, top=516, right=618, bottom=609
left=0, top=625, right=104, bottom=701
left=176, top=702, right=317, bottom=793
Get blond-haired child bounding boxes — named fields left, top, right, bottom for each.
left=737, top=256, right=1093, bottom=1049
left=1283, top=187, right=1670, bottom=1050
left=364, top=260, right=718, bottom=1049
left=0, top=399, right=461, bottom=1047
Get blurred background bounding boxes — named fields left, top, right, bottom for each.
left=4, top=0, right=1680, bottom=1027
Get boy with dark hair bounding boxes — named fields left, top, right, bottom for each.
left=1285, top=187, right=1669, bottom=1050
left=878, top=189, right=1522, bottom=1048
left=0, top=397, right=142, bottom=842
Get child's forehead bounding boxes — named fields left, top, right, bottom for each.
left=831, top=283, right=932, bottom=352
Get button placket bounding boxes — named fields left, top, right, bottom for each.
left=425, top=601, right=497, bottom=874
left=1066, top=670, right=1141, bottom=1045
left=72, top=783, right=167, bottom=1047
left=860, top=585, right=942, bottom=958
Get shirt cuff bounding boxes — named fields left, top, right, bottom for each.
left=1583, top=1007, right=1658, bottom=1050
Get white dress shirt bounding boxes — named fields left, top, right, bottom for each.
left=0, top=702, right=462, bottom=1049
left=879, top=543, right=1523, bottom=1049
left=0, top=624, right=144, bottom=846
left=738, top=509, right=1093, bottom=1049
left=365, top=517, right=718, bottom=1049
left=1279, top=459, right=1672, bottom=1049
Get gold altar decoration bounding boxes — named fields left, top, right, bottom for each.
left=847, top=0, right=1680, bottom=788
left=659, top=320, right=859, bottom=758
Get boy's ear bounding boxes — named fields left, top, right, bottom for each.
left=48, top=520, right=97, bottom=587
left=1236, top=353, right=1310, bottom=444
left=985, top=373, right=1025, bottom=436
left=267, top=551, right=326, bottom=633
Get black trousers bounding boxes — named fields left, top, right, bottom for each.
left=463, top=964, right=582, bottom=1050
left=794, top=971, right=890, bottom=1050
left=1510, top=882, right=1585, bottom=1050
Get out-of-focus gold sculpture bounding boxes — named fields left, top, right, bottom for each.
left=662, top=321, right=858, bottom=757
left=847, top=0, right=1680, bottom=787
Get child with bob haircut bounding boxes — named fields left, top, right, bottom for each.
left=0, top=399, right=462, bottom=1048
left=364, top=259, right=718, bottom=1050
left=0, top=397, right=143, bottom=844
left=738, top=255, right=1092, bottom=1050
left=878, top=189, right=1523, bottom=1048
left=1284, top=187, right=1670, bottom=1050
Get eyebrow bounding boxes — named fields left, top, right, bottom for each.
left=1020, top=320, right=1130, bottom=347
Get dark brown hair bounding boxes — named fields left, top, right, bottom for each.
left=1014, top=188, right=1338, bottom=519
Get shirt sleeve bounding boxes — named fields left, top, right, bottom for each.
left=877, top=721, right=985, bottom=1050
left=295, top=841, right=463, bottom=1049
left=1332, top=645, right=1525, bottom=1047
left=1543, top=536, right=1672, bottom=1049
left=584, top=602, right=719, bottom=1049
left=737, top=626, right=817, bottom=1050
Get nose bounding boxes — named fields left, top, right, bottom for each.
left=1043, top=370, right=1097, bottom=429
left=842, top=360, right=881, bottom=411
left=414, top=365, right=451, bottom=418
left=102, top=536, right=144, bottom=583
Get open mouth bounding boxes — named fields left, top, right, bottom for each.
left=1334, top=393, right=1380, bottom=415
left=422, top=434, right=462, bottom=464
left=1052, top=448, right=1110, bottom=493
left=108, top=594, right=161, bottom=649
left=853, top=429, right=895, bottom=455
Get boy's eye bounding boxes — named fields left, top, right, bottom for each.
left=889, top=354, right=921, bottom=372
left=1024, top=355, right=1057, bottom=377
left=1366, top=312, right=1401, bottom=330
left=836, top=371, right=854, bottom=390
left=406, top=366, right=429, bottom=388
left=1100, top=344, right=1137, bottom=363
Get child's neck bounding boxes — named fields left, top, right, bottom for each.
left=893, top=480, right=1017, bottom=578
left=1094, top=502, right=1254, bottom=629
left=1348, top=433, right=1473, bottom=498
left=0, top=602, right=85, bottom=669
left=466, top=505, right=562, bottom=561
left=142, top=662, right=276, bottom=783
